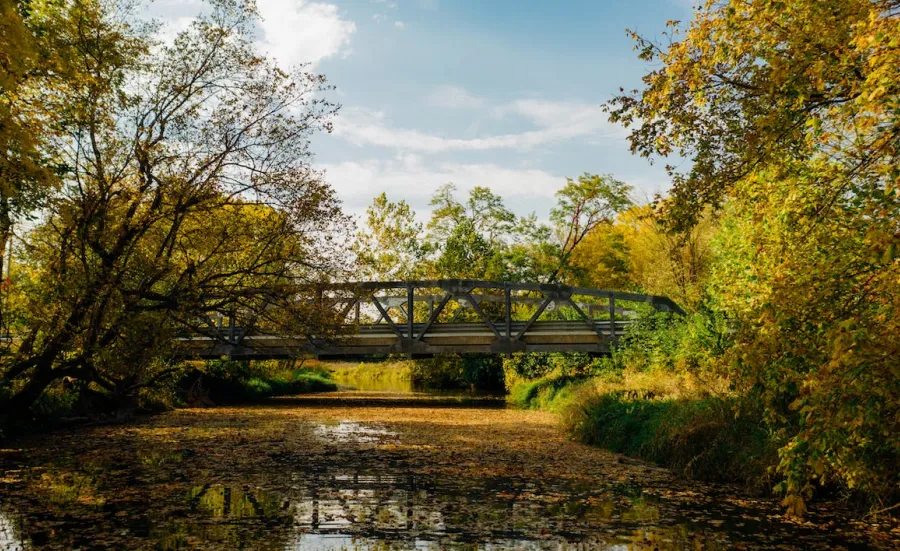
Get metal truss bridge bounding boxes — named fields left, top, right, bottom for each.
left=175, top=280, right=684, bottom=359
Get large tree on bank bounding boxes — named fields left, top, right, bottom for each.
left=0, top=0, right=349, bottom=415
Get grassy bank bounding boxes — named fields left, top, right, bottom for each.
left=323, top=360, right=413, bottom=391
left=179, top=359, right=337, bottom=406
left=1, top=360, right=337, bottom=438
left=322, top=355, right=505, bottom=393
left=508, top=368, right=778, bottom=491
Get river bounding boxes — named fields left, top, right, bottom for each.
left=0, top=379, right=895, bottom=549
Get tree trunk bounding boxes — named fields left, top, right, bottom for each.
left=0, top=199, right=11, bottom=337
left=0, top=362, right=58, bottom=418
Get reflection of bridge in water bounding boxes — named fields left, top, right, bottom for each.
left=176, top=280, right=684, bottom=359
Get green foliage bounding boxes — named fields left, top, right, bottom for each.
left=409, top=354, right=505, bottom=391
left=608, top=0, right=900, bottom=509
left=191, top=360, right=337, bottom=404
left=433, top=218, right=503, bottom=280
left=356, top=175, right=634, bottom=285
left=29, top=383, right=78, bottom=419
left=503, top=352, right=598, bottom=382
left=352, top=192, right=431, bottom=280
left=608, top=311, right=732, bottom=374
left=507, top=373, right=588, bottom=412
left=565, top=392, right=777, bottom=489
left=546, top=173, right=632, bottom=283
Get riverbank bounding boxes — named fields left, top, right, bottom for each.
left=0, top=361, right=338, bottom=441
left=0, top=389, right=896, bottom=549
left=507, top=370, right=779, bottom=492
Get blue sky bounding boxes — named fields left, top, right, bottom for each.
left=154, top=0, right=692, bottom=221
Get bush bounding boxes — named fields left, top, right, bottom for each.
left=602, top=310, right=731, bottom=375
left=507, top=373, right=588, bottom=412
left=563, top=390, right=778, bottom=490
left=180, top=360, right=337, bottom=405
left=409, top=354, right=505, bottom=391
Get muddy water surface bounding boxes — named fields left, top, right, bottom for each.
left=0, top=389, right=897, bottom=550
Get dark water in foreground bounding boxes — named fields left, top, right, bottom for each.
left=0, top=384, right=895, bottom=549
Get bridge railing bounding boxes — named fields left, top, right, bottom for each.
left=176, top=280, right=684, bottom=358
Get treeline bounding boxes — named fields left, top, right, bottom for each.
left=352, top=178, right=709, bottom=309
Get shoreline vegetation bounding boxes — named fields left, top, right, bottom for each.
left=0, top=360, right=338, bottom=440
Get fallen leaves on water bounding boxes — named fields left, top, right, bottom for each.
left=0, top=391, right=894, bottom=550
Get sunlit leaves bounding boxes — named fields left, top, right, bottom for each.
left=610, top=0, right=900, bottom=510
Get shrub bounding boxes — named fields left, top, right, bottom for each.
left=179, top=360, right=337, bottom=405
left=410, top=354, right=505, bottom=391
left=507, top=373, right=589, bottom=411
left=562, top=389, right=778, bottom=491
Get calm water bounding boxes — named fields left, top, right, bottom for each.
left=0, top=381, right=893, bottom=549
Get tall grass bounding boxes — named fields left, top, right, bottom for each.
left=505, top=312, right=780, bottom=491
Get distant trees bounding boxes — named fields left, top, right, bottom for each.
left=355, top=178, right=634, bottom=285
left=352, top=193, right=431, bottom=280
left=0, top=0, right=347, bottom=414
left=546, top=173, right=632, bottom=283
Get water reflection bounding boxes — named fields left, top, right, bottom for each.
left=329, top=368, right=414, bottom=393
left=0, top=394, right=887, bottom=550
left=315, top=421, right=398, bottom=444
left=0, top=508, right=27, bottom=551
left=144, top=470, right=731, bottom=550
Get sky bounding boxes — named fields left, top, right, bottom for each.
left=151, top=0, right=693, bottom=222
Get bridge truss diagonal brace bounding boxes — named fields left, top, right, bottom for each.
left=337, top=296, right=360, bottom=322
left=371, top=296, right=405, bottom=339
left=415, top=292, right=453, bottom=342
left=563, top=296, right=599, bottom=335
left=463, top=291, right=502, bottom=339
left=515, top=293, right=554, bottom=341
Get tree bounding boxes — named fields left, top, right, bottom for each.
left=0, top=0, right=347, bottom=415
left=609, top=0, right=900, bottom=510
left=619, top=204, right=717, bottom=309
left=352, top=193, right=430, bottom=280
left=606, top=0, right=899, bottom=232
left=546, top=173, right=632, bottom=283
left=567, top=221, right=632, bottom=291
left=433, top=218, right=499, bottom=280
left=426, top=184, right=524, bottom=280
left=426, top=183, right=516, bottom=248
left=0, top=0, right=85, bottom=334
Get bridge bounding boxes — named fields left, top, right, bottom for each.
left=175, top=280, right=684, bottom=359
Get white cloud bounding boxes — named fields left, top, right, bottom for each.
left=155, top=16, right=196, bottom=46
left=321, top=157, right=563, bottom=214
left=394, top=20, right=406, bottom=29
left=333, top=99, right=624, bottom=153
left=428, top=85, right=484, bottom=109
left=256, top=0, right=356, bottom=68
left=492, top=98, right=610, bottom=134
